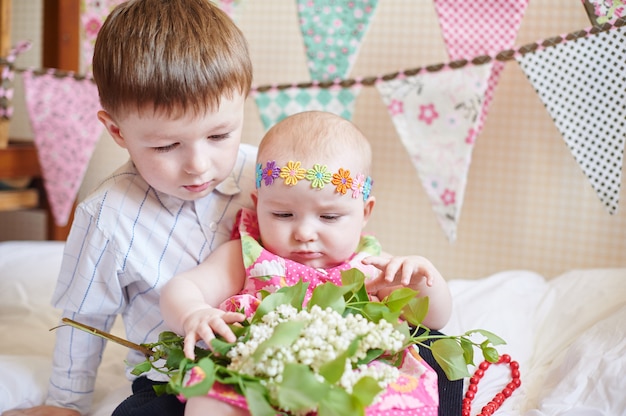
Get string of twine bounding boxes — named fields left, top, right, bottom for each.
left=0, top=17, right=624, bottom=91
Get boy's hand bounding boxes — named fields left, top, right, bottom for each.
left=2, top=406, right=80, bottom=416
left=362, top=255, right=439, bottom=292
left=182, top=307, right=245, bottom=359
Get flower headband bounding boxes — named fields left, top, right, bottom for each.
left=256, top=160, right=373, bottom=201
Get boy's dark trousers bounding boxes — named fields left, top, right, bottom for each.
left=112, top=328, right=463, bottom=416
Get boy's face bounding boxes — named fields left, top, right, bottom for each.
left=99, top=93, right=246, bottom=201
left=254, top=155, right=375, bottom=270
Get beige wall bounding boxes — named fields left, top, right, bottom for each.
left=3, top=1, right=625, bottom=279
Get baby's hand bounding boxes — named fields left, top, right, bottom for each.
left=362, top=255, right=438, bottom=293
left=182, top=307, right=245, bottom=359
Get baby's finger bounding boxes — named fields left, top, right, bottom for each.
left=184, top=332, right=199, bottom=360
left=401, top=265, right=413, bottom=286
left=425, top=273, right=434, bottom=287
left=361, top=255, right=389, bottom=268
left=383, top=257, right=404, bottom=282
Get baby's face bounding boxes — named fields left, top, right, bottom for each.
left=255, top=158, right=373, bottom=269
left=104, top=93, right=246, bottom=201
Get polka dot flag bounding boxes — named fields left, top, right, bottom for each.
left=516, top=26, right=626, bottom=214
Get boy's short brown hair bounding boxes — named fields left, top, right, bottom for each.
left=92, top=0, right=252, bottom=119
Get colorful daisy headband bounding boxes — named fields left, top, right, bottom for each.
left=256, top=160, right=373, bottom=201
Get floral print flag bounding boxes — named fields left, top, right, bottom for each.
left=377, top=64, right=493, bottom=241
left=296, top=0, right=379, bottom=81
left=516, top=26, right=626, bottom=214
left=80, top=0, right=241, bottom=74
left=22, top=72, right=103, bottom=226
left=581, top=0, right=626, bottom=25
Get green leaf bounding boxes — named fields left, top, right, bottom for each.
left=340, top=269, right=369, bottom=303
left=402, top=296, right=429, bottom=327
left=460, top=337, right=475, bottom=365
left=355, top=348, right=384, bottom=366
left=277, top=363, right=330, bottom=412
left=361, top=301, right=392, bottom=323
left=481, top=345, right=500, bottom=363
left=252, top=320, right=306, bottom=361
left=384, top=287, right=419, bottom=312
left=176, top=358, right=217, bottom=398
left=351, top=375, right=384, bottom=407
left=210, top=337, right=235, bottom=356
left=130, top=360, right=152, bottom=376
left=318, top=386, right=364, bottom=416
left=158, top=331, right=184, bottom=344
left=466, top=329, right=507, bottom=346
left=340, top=268, right=366, bottom=287
left=164, top=346, right=186, bottom=370
left=308, top=281, right=352, bottom=314
left=431, top=338, right=470, bottom=380
left=251, top=281, right=309, bottom=324
left=244, top=382, right=277, bottom=416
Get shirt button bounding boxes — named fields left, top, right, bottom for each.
left=209, top=222, right=218, bottom=232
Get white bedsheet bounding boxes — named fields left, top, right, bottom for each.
left=1, top=241, right=624, bottom=415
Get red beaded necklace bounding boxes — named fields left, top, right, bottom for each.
left=462, top=354, right=521, bottom=416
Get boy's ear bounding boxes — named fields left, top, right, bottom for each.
left=251, top=191, right=258, bottom=208
left=98, top=110, right=127, bottom=149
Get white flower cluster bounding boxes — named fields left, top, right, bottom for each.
left=227, top=304, right=405, bottom=403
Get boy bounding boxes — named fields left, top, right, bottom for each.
left=2, top=1, right=256, bottom=415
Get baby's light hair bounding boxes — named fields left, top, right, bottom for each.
left=258, top=111, right=373, bottom=176
left=92, top=0, right=252, bottom=119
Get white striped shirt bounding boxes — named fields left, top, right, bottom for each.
left=46, top=143, right=257, bottom=414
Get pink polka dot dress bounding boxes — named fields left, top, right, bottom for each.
left=202, top=208, right=439, bottom=415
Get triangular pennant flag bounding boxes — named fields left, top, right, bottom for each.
left=212, top=0, right=245, bottom=20
left=79, top=0, right=241, bottom=74
left=296, top=0, right=379, bottom=81
left=252, top=84, right=362, bottom=130
left=80, top=0, right=126, bottom=75
left=433, top=0, right=529, bottom=146
left=22, top=71, right=104, bottom=226
left=1, top=41, right=32, bottom=119
left=377, top=64, right=493, bottom=241
left=516, top=27, right=626, bottom=214
left=582, top=0, right=626, bottom=25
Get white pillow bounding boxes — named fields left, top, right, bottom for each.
left=0, top=355, right=51, bottom=412
left=524, top=305, right=626, bottom=416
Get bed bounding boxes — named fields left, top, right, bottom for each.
left=1, top=240, right=624, bottom=415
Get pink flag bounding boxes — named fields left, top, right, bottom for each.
left=433, top=0, right=529, bottom=144
left=22, top=71, right=103, bottom=226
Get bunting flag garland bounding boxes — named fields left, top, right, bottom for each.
left=433, top=0, right=529, bottom=146
left=252, top=84, right=362, bottom=131
left=376, top=64, right=493, bottom=242
left=582, top=0, right=626, bottom=25
left=213, top=0, right=245, bottom=19
left=79, top=0, right=240, bottom=74
left=516, top=26, right=626, bottom=214
left=1, top=41, right=31, bottom=119
left=296, top=0, right=379, bottom=81
left=80, top=0, right=126, bottom=75
left=22, top=71, right=104, bottom=226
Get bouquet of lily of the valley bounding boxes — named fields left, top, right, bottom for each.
left=62, top=269, right=505, bottom=416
